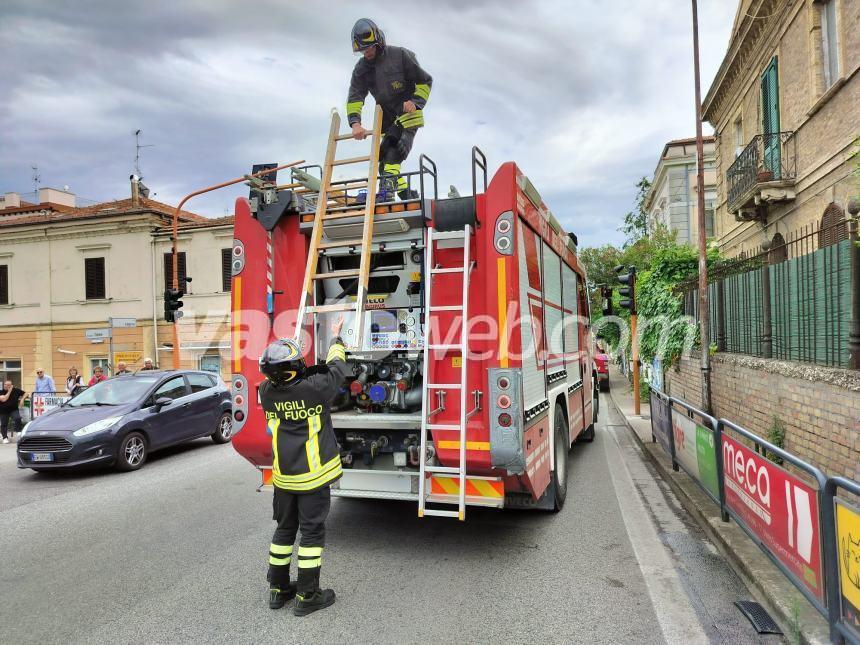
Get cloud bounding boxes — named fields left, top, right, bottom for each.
left=0, top=0, right=735, bottom=244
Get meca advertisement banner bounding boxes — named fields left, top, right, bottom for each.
left=670, top=409, right=719, bottom=500
left=31, top=394, right=70, bottom=418
left=721, top=434, right=824, bottom=603
left=836, top=499, right=860, bottom=636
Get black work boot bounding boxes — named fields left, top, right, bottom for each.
left=397, top=188, right=419, bottom=201
left=267, top=565, right=296, bottom=609
left=293, top=567, right=336, bottom=617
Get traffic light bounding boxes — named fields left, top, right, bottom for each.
left=601, top=286, right=614, bottom=316
left=614, top=265, right=637, bottom=314
left=164, top=288, right=184, bottom=322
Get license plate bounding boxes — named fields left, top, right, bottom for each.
left=31, top=452, right=54, bottom=462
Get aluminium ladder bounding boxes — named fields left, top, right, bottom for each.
left=294, top=106, right=385, bottom=351
left=418, top=225, right=473, bottom=520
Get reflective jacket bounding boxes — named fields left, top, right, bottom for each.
left=260, top=342, right=351, bottom=493
left=346, top=45, right=432, bottom=131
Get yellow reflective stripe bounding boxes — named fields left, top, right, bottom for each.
left=346, top=101, right=363, bottom=115
left=297, top=558, right=322, bottom=568
left=414, top=83, right=430, bottom=101
left=297, top=546, right=323, bottom=557
left=270, top=544, right=293, bottom=555
left=273, top=464, right=342, bottom=491
left=326, top=344, right=345, bottom=362
left=305, top=414, right=322, bottom=471
left=396, top=110, right=424, bottom=127
left=270, top=417, right=281, bottom=472
left=383, top=163, right=401, bottom=174
left=396, top=175, right=407, bottom=190
left=272, top=454, right=342, bottom=484
left=269, top=555, right=289, bottom=565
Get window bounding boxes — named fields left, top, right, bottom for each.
left=760, top=57, right=781, bottom=177
left=704, top=199, right=716, bottom=238
left=0, top=359, right=22, bottom=389
left=187, top=372, right=216, bottom=393
left=0, top=264, right=7, bottom=305
left=89, top=357, right=109, bottom=378
left=733, top=117, right=744, bottom=157
left=84, top=257, right=106, bottom=300
left=199, top=354, right=221, bottom=374
left=164, top=252, right=187, bottom=291
left=769, top=233, right=788, bottom=263
left=153, top=376, right=187, bottom=401
left=820, top=0, right=840, bottom=89
left=221, top=248, right=232, bottom=292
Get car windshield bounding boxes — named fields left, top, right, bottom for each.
left=67, top=377, right=160, bottom=407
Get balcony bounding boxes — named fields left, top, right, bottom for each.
left=726, top=132, right=797, bottom=221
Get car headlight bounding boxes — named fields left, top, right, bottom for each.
left=20, top=421, right=31, bottom=437
left=73, top=416, right=123, bottom=437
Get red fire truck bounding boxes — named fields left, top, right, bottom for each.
left=230, top=110, right=598, bottom=520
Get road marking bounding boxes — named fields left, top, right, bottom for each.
left=602, top=424, right=709, bottom=644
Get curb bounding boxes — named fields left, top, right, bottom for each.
left=605, top=383, right=831, bottom=645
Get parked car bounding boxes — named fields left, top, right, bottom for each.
left=594, top=345, right=610, bottom=392
left=17, top=370, right=232, bottom=472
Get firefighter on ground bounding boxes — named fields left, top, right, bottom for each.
left=259, top=316, right=351, bottom=616
left=347, top=17, right=432, bottom=201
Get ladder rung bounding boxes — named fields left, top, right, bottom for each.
left=334, top=132, right=359, bottom=141
left=329, top=181, right=369, bottom=191
left=430, top=305, right=463, bottom=311
left=428, top=424, right=461, bottom=431
left=425, top=466, right=462, bottom=474
left=427, top=383, right=462, bottom=389
left=324, top=209, right=368, bottom=220
left=422, top=509, right=461, bottom=518
left=314, top=269, right=360, bottom=280
left=431, top=267, right=464, bottom=274
left=306, top=303, right=357, bottom=314
left=332, top=155, right=371, bottom=166
left=427, top=345, right=461, bottom=351
left=433, top=231, right=466, bottom=240
left=318, top=238, right=364, bottom=250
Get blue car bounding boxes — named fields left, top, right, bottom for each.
left=17, top=370, right=232, bottom=472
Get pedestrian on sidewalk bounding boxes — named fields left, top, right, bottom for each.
left=0, top=379, right=26, bottom=443
left=66, top=367, right=84, bottom=396
left=88, top=366, right=107, bottom=386
left=141, top=358, right=155, bottom=371
left=114, top=362, right=132, bottom=376
left=33, top=369, right=56, bottom=394
left=258, top=316, right=350, bottom=616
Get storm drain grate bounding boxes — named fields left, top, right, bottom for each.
left=734, top=600, right=783, bottom=635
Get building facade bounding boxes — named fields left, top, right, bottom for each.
left=644, top=137, right=717, bottom=244
left=703, top=0, right=858, bottom=257
left=0, top=185, right=234, bottom=392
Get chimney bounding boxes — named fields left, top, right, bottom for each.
left=38, top=187, right=76, bottom=207
left=130, top=174, right=140, bottom=206
left=1, top=192, right=21, bottom=210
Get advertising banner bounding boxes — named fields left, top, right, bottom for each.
left=31, top=393, right=71, bottom=418
left=835, top=499, right=860, bottom=637
left=721, top=434, right=824, bottom=603
left=671, top=409, right=719, bottom=499
left=649, top=392, right=672, bottom=457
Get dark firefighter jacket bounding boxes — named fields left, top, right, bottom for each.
left=260, top=342, right=351, bottom=493
left=346, top=45, right=432, bottom=131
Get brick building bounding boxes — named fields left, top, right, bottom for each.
left=703, top=0, right=858, bottom=257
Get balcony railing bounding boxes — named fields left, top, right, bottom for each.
left=726, top=132, right=796, bottom=212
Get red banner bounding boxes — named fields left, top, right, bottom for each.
left=721, top=434, right=824, bottom=603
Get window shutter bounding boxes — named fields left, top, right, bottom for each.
left=84, top=257, right=106, bottom=300
left=221, top=248, right=232, bottom=292
left=164, top=252, right=187, bottom=291
left=0, top=265, right=8, bottom=305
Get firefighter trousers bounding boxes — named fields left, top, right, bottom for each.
left=268, top=486, right=331, bottom=592
left=379, top=124, right=417, bottom=192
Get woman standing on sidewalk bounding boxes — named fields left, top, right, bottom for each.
left=66, top=367, right=84, bottom=396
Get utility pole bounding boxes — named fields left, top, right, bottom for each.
left=691, top=0, right=713, bottom=413
left=616, top=265, right=639, bottom=415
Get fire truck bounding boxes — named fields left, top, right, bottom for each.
left=230, top=107, right=598, bottom=520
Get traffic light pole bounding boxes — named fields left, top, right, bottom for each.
left=168, top=160, right=305, bottom=369
left=631, top=313, right=640, bottom=415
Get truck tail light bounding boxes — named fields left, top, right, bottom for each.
left=498, top=413, right=512, bottom=427
left=497, top=394, right=511, bottom=409
left=494, top=211, right=514, bottom=255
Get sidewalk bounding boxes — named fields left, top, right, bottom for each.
left=605, top=365, right=831, bottom=645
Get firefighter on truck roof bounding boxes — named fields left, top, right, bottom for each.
left=259, top=316, right=350, bottom=616
left=347, top=17, right=432, bottom=201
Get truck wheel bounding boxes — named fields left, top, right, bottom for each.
left=116, top=432, right=147, bottom=471
left=211, top=412, right=233, bottom=444
left=580, top=383, right=598, bottom=443
left=552, top=403, right=569, bottom=511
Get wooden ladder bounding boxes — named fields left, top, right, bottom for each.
left=293, top=106, right=384, bottom=351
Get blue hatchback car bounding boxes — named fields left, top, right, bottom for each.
left=17, top=370, right=232, bottom=472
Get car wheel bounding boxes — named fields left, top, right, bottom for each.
left=116, top=432, right=147, bottom=471
left=551, top=403, right=569, bottom=512
left=580, top=384, right=598, bottom=443
left=212, top=412, right=233, bottom=444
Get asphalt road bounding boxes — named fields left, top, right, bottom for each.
left=0, top=397, right=781, bottom=644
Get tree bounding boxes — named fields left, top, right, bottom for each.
left=579, top=244, right=622, bottom=309
left=620, top=176, right=652, bottom=245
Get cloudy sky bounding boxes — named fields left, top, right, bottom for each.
left=0, top=1, right=736, bottom=247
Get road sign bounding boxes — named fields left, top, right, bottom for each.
left=722, top=434, right=824, bottom=603
left=671, top=409, right=718, bottom=499
left=835, top=499, right=860, bottom=636
left=85, top=328, right=111, bottom=341
left=110, top=317, right=137, bottom=328
left=114, top=351, right=142, bottom=364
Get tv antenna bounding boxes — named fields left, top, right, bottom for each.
left=133, top=129, right=155, bottom=179
left=31, top=165, right=40, bottom=198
